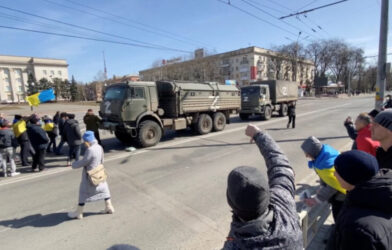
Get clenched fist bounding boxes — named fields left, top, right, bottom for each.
left=245, top=124, right=261, bottom=143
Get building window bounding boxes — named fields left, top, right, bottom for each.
left=7, top=94, right=12, bottom=101
left=5, top=85, right=11, bottom=92
left=43, top=70, right=47, bottom=75
left=18, top=86, right=23, bottom=92
left=58, top=70, right=62, bottom=76
left=50, top=70, right=55, bottom=76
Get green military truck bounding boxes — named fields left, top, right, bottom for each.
left=99, top=81, right=240, bottom=147
left=240, top=80, right=298, bottom=120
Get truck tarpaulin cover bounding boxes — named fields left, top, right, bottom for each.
left=252, top=80, right=298, bottom=103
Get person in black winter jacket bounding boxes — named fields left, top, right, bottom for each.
left=371, top=109, right=392, bottom=169
left=26, top=115, right=49, bottom=171
left=223, top=124, right=303, bottom=250
left=63, top=113, right=82, bottom=166
left=55, top=112, right=68, bottom=155
left=330, top=150, right=392, bottom=250
left=287, top=101, right=296, bottom=129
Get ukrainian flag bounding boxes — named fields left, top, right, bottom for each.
left=25, top=88, right=56, bottom=107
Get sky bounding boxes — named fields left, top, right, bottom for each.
left=0, top=0, right=390, bottom=82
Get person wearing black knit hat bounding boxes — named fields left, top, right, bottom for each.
left=330, top=150, right=392, bottom=250
left=371, top=109, right=392, bottom=169
left=223, top=124, right=302, bottom=250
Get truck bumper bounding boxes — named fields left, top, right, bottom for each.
left=241, top=107, right=262, bottom=114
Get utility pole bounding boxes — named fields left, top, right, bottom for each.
left=375, top=0, right=389, bottom=110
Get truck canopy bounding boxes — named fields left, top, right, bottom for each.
left=156, top=81, right=240, bottom=118
left=251, top=80, right=298, bottom=103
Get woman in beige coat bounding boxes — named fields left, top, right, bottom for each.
left=68, top=131, right=114, bottom=219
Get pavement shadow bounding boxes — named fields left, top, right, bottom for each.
left=107, top=244, right=140, bottom=250
left=275, top=135, right=348, bottom=144
left=0, top=212, right=101, bottom=228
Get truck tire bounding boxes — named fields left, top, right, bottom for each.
left=213, top=112, right=226, bottom=131
left=239, top=113, right=250, bottom=120
left=115, top=130, right=134, bottom=144
left=279, top=103, right=288, bottom=117
left=262, top=106, right=272, bottom=120
left=137, top=120, right=162, bottom=147
left=196, top=114, right=213, bottom=135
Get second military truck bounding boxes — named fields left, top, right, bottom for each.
left=99, top=81, right=240, bottom=147
left=240, top=80, right=298, bottom=120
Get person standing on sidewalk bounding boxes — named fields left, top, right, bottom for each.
left=0, top=120, right=20, bottom=177
left=12, top=115, right=31, bottom=167
left=83, top=109, right=102, bottom=146
left=55, top=112, right=68, bottom=155
left=301, top=136, right=346, bottom=221
left=26, top=115, right=49, bottom=172
left=287, top=101, right=296, bottom=129
left=371, top=109, right=392, bottom=169
left=223, top=124, right=302, bottom=250
left=331, top=150, right=392, bottom=250
left=352, top=113, right=380, bottom=156
left=63, top=113, right=82, bottom=166
left=68, top=131, right=114, bottom=219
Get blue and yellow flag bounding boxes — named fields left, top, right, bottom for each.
left=25, top=88, right=55, bottom=107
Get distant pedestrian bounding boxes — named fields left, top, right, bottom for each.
left=12, top=114, right=31, bottom=166
left=55, top=112, right=68, bottom=155
left=0, top=120, right=20, bottom=177
left=301, top=136, right=346, bottom=221
left=26, top=115, right=49, bottom=172
left=43, top=115, right=58, bottom=153
left=287, top=101, right=296, bottom=129
left=63, top=113, right=82, bottom=166
left=371, top=109, right=392, bottom=169
left=330, top=150, right=392, bottom=250
left=68, top=131, right=114, bottom=219
left=53, top=111, right=60, bottom=125
left=83, top=109, right=102, bottom=146
left=223, top=124, right=302, bottom=250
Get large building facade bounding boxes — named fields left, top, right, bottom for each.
left=140, top=47, right=314, bottom=87
left=0, top=55, right=68, bottom=103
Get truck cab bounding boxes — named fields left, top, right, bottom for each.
left=240, top=85, right=272, bottom=120
left=100, top=82, right=163, bottom=147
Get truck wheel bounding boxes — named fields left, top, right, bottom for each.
left=115, top=130, right=134, bottom=144
left=262, top=106, right=272, bottom=120
left=213, top=112, right=226, bottom=131
left=196, top=114, right=213, bottom=135
left=279, top=104, right=288, bottom=117
left=239, top=113, right=250, bottom=120
left=137, top=120, right=162, bottom=147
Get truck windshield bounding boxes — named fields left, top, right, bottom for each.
left=104, top=86, right=128, bottom=100
left=242, top=86, right=260, bottom=96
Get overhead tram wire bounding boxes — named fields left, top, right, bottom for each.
left=0, top=4, right=188, bottom=53
left=0, top=25, right=192, bottom=53
left=268, top=0, right=331, bottom=36
left=0, top=11, right=96, bottom=38
left=280, top=0, right=349, bottom=19
left=58, top=0, right=210, bottom=48
left=216, top=0, right=298, bottom=38
left=240, top=0, right=320, bottom=40
left=265, top=0, right=330, bottom=36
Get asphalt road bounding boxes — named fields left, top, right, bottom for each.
left=0, top=96, right=374, bottom=250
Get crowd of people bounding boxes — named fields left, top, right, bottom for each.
left=0, top=109, right=102, bottom=176
left=223, top=108, right=392, bottom=250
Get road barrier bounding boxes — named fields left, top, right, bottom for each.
left=299, top=202, right=331, bottom=248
